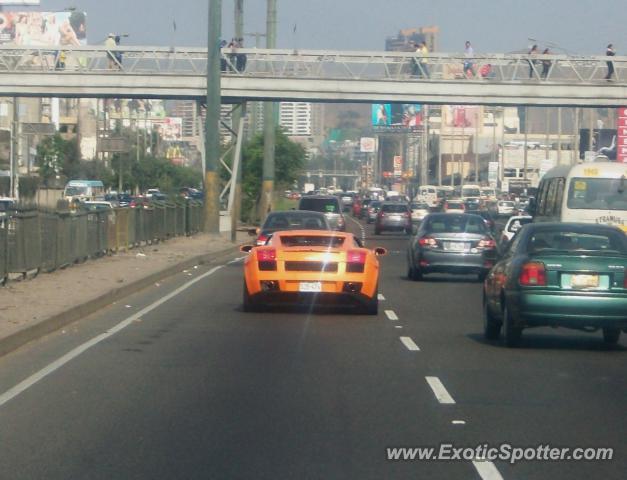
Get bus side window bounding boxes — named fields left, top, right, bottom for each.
left=536, top=181, right=549, bottom=215
left=554, top=178, right=565, bottom=216
left=544, top=179, right=559, bottom=217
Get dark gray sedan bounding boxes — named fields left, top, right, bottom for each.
left=407, top=213, right=498, bottom=281
left=375, top=202, right=412, bottom=235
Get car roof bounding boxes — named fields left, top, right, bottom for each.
left=523, top=222, right=624, bottom=233
left=266, top=210, right=326, bottom=218
left=300, top=195, right=338, bottom=200
left=273, top=229, right=353, bottom=239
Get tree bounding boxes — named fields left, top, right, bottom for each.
left=36, top=134, right=80, bottom=185
left=237, top=128, right=306, bottom=222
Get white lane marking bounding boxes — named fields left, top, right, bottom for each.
left=0, top=264, right=226, bottom=409
left=385, top=310, right=398, bottom=321
left=452, top=420, right=466, bottom=425
left=346, top=215, right=366, bottom=245
left=228, top=256, right=246, bottom=264
left=377, top=294, right=385, bottom=301
left=395, top=326, right=403, bottom=329
left=425, top=376, right=456, bottom=404
left=399, top=336, right=420, bottom=351
left=472, top=460, right=504, bottom=480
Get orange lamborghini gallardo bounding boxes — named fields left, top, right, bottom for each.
left=240, top=230, right=386, bottom=314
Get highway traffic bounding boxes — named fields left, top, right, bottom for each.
left=0, top=216, right=623, bottom=479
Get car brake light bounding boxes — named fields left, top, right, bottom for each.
left=346, top=249, right=366, bottom=273
left=257, top=249, right=276, bottom=261
left=256, top=234, right=268, bottom=246
left=519, top=262, right=547, bottom=286
left=478, top=238, right=496, bottom=248
left=418, top=236, right=437, bottom=247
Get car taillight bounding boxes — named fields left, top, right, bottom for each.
left=256, top=234, right=268, bottom=246
left=478, top=238, right=496, bottom=248
left=346, top=250, right=366, bottom=273
left=257, top=248, right=277, bottom=271
left=519, top=262, right=547, bottom=286
left=418, top=236, right=437, bottom=247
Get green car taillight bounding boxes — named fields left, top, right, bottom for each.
left=519, top=262, right=547, bottom=286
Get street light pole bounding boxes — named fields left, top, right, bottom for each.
left=205, top=0, right=222, bottom=234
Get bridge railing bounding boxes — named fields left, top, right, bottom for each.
left=0, top=46, right=624, bottom=85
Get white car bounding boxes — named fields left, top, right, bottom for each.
left=443, top=200, right=466, bottom=214
left=496, top=200, right=516, bottom=216
left=501, top=215, right=533, bottom=243
left=410, top=201, right=430, bottom=223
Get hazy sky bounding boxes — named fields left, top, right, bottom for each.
left=17, top=0, right=626, bottom=54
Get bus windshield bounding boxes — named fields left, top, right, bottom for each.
left=65, top=186, right=88, bottom=196
left=567, top=177, right=627, bottom=211
left=462, top=187, right=481, bottom=197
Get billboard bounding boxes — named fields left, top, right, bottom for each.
left=618, top=107, right=627, bottom=163
left=360, top=137, right=377, bottom=153
left=155, top=117, right=183, bottom=142
left=0, top=10, right=87, bottom=46
left=106, top=99, right=167, bottom=121
left=579, top=128, right=617, bottom=160
left=372, top=104, right=422, bottom=130
left=442, top=105, right=482, bottom=131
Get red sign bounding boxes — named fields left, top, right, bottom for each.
left=618, top=107, right=627, bottom=163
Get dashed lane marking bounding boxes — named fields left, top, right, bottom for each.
left=472, top=460, right=504, bottom=480
left=346, top=216, right=366, bottom=245
left=399, top=336, right=420, bottom=351
left=425, top=376, right=456, bottom=404
left=378, top=294, right=385, bottom=301
left=385, top=310, right=399, bottom=321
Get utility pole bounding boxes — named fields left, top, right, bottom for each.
left=259, top=0, right=277, bottom=221
left=205, top=0, right=222, bottom=234
left=557, top=106, right=562, bottom=165
left=231, top=0, right=245, bottom=242
left=523, top=106, right=529, bottom=180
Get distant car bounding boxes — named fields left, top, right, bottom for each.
left=240, top=230, right=386, bottom=314
left=410, top=201, right=430, bottom=223
left=359, top=199, right=372, bottom=219
left=0, top=197, right=16, bottom=219
left=129, top=196, right=151, bottom=209
left=82, top=201, right=114, bottom=212
left=367, top=201, right=382, bottom=224
left=375, top=202, right=412, bottom=235
left=463, top=197, right=482, bottom=212
left=496, top=200, right=516, bottom=216
left=298, top=195, right=346, bottom=231
left=252, top=210, right=331, bottom=246
left=407, top=213, right=498, bottom=281
left=501, top=215, right=533, bottom=244
left=483, top=222, right=627, bottom=347
left=340, top=192, right=355, bottom=211
left=443, top=200, right=466, bottom=214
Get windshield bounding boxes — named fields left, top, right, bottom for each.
left=280, top=235, right=345, bottom=248
left=65, top=186, right=88, bottom=196
left=527, top=230, right=627, bottom=254
left=382, top=204, right=408, bottom=213
left=411, top=202, right=429, bottom=209
left=423, top=215, right=488, bottom=234
left=262, top=213, right=328, bottom=231
left=462, top=188, right=481, bottom=197
left=567, top=177, right=627, bottom=211
left=299, top=198, right=340, bottom=213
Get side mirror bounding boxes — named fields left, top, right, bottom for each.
left=374, top=247, right=387, bottom=256
left=247, top=228, right=258, bottom=237
left=240, top=245, right=254, bottom=253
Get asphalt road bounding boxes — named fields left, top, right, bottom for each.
left=0, top=216, right=624, bottom=479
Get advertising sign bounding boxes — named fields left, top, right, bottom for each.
left=360, top=137, right=377, bottom=153
left=393, top=156, right=402, bottom=177
left=442, top=105, right=482, bottom=131
left=579, top=128, right=618, bottom=161
left=618, top=107, right=627, bottom=163
left=155, top=117, right=183, bottom=142
left=372, top=104, right=422, bottom=130
left=0, top=10, right=87, bottom=46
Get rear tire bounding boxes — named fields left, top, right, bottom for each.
left=363, top=287, right=379, bottom=315
left=243, top=281, right=256, bottom=312
left=407, top=263, right=423, bottom=281
left=483, top=297, right=501, bottom=340
left=602, top=327, right=621, bottom=345
left=503, top=305, right=522, bottom=347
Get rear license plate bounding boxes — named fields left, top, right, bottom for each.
left=299, top=282, right=322, bottom=292
left=571, top=274, right=599, bottom=289
left=446, top=242, right=467, bottom=252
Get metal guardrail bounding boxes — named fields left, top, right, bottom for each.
left=0, top=46, right=624, bottom=85
left=1, top=200, right=204, bottom=283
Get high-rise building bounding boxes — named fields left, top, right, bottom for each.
left=385, top=26, right=439, bottom=52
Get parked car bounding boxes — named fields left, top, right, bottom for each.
left=496, top=200, right=516, bottom=216
left=298, top=195, right=346, bottom=231
left=483, top=222, right=627, bottom=347
left=251, top=210, right=331, bottom=246
left=410, top=201, right=430, bottom=224
left=500, top=215, right=533, bottom=244
left=367, top=201, right=382, bottom=224
left=407, top=213, right=498, bottom=281
left=375, top=202, right=412, bottom=235
left=443, top=200, right=466, bottom=214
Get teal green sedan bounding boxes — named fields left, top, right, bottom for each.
left=483, top=223, right=627, bottom=347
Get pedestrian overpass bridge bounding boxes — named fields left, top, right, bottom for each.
left=0, top=46, right=625, bottom=106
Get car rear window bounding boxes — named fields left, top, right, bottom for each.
left=447, top=202, right=463, bottom=208
left=424, top=215, right=487, bottom=234
left=280, top=235, right=345, bottom=248
left=263, top=213, right=327, bottom=231
left=299, top=198, right=340, bottom=213
left=527, top=230, right=627, bottom=254
left=411, top=202, right=429, bottom=209
left=382, top=204, right=408, bottom=213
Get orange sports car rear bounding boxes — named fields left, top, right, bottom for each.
left=241, top=230, right=386, bottom=314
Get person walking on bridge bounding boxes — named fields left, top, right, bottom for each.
left=105, top=33, right=117, bottom=69
left=528, top=44, right=539, bottom=78
left=418, top=41, right=430, bottom=79
left=605, top=44, right=615, bottom=80
left=541, top=48, right=551, bottom=79
left=463, top=41, right=476, bottom=78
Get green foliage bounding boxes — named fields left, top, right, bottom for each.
left=35, top=134, right=80, bottom=184
left=0, top=176, right=40, bottom=199
left=239, top=128, right=306, bottom=222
